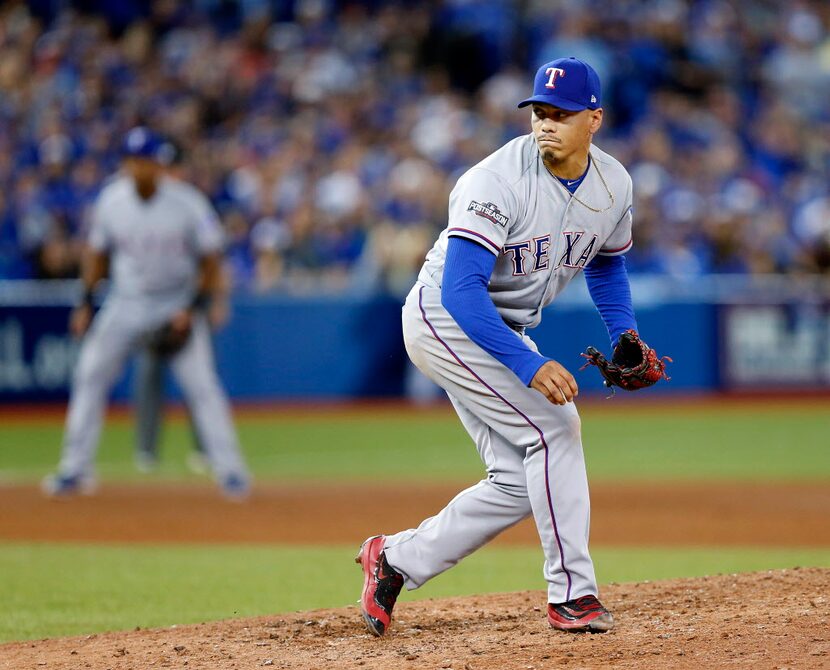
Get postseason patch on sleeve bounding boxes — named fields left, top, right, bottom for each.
left=467, top=200, right=509, bottom=228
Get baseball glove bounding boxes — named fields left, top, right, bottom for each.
left=580, top=329, right=671, bottom=393
left=147, top=321, right=192, bottom=357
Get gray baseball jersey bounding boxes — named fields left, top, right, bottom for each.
left=89, top=176, right=223, bottom=311
left=418, top=134, right=632, bottom=328
left=56, top=174, right=248, bottom=485
left=384, top=135, right=634, bottom=604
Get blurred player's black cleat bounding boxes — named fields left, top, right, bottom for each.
left=547, top=595, right=614, bottom=633
left=355, top=535, right=404, bottom=636
left=41, top=472, right=97, bottom=498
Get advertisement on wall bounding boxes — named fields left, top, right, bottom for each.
left=0, top=306, right=79, bottom=401
left=720, top=303, right=830, bottom=389
left=2, top=294, right=827, bottom=402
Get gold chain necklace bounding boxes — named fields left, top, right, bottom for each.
left=546, top=156, right=615, bottom=213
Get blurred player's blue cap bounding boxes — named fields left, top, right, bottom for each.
left=121, top=127, right=174, bottom=164
left=518, top=57, right=601, bottom=111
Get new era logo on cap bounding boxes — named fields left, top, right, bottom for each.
left=518, top=57, right=602, bottom=112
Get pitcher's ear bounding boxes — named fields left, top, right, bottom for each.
left=589, top=107, right=603, bottom=134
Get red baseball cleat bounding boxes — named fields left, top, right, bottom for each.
left=355, top=535, right=404, bottom=636
left=547, top=595, right=615, bottom=632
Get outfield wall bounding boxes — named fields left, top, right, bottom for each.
left=0, top=278, right=828, bottom=402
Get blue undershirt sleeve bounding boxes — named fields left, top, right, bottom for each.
left=441, top=236, right=549, bottom=386
left=583, top=254, right=638, bottom=346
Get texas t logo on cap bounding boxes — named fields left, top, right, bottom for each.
left=518, top=57, right=601, bottom=111
left=545, top=67, right=565, bottom=89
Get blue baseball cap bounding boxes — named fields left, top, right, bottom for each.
left=517, top=57, right=601, bottom=111
left=121, top=126, right=169, bottom=162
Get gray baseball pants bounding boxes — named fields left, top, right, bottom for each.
left=383, top=283, right=598, bottom=604
left=57, top=298, right=247, bottom=480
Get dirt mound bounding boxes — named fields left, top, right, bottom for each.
left=3, top=568, right=827, bottom=670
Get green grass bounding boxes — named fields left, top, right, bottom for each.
left=1, top=403, right=828, bottom=482
left=1, top=403, right=827, bottom=643
left=1, top=542, right=828, bottom=643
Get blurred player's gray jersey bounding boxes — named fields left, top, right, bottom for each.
left=89, top=175, right=222, bottom=307
left=418, top=134, right=634, bottom=329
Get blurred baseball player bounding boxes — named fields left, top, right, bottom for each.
left=357, top=58, right=669, bottom=635
left=43, top=127, right=250, bottom=500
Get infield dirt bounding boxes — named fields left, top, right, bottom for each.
left=2, top=568, right=828, bottom=669
left=1, top=479, right=829, bottom=546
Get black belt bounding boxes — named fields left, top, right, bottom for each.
left=503, top=319, right=525, bottom=335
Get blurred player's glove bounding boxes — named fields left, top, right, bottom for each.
left=147, top=321, right=191, bottom=357
left=580, top=329, right=671, bottom=393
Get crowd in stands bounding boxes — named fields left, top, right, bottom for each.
left=0, top=0, right=828, bottom=292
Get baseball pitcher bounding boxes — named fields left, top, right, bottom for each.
left=356, top=58, right=669, bottom=636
